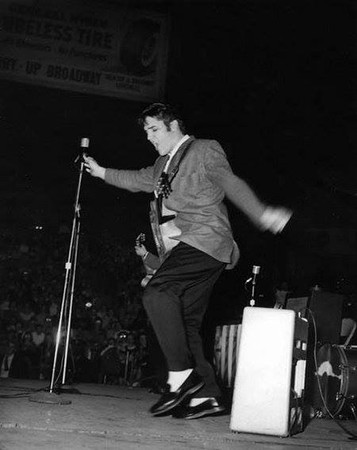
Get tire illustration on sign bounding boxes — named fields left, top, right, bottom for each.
left=120, top=19, right=161, bottom=76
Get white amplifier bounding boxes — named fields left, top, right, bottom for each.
left=230, top=307, right=308, bottom=437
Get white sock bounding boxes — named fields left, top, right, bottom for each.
left=167, top=369, right=193, bottom=391
left=189, top=397, right=217, bottom=407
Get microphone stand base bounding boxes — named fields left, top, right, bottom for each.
left=58, top=384, right=81, bottom=395
left=28, top=390, right=72, bottom=405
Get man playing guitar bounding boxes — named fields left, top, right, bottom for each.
left=84, top=102, right=292, bottom=420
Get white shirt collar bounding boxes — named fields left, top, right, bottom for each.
left=164, top=134, right=190, bottom=171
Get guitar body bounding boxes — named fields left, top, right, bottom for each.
left=149, top=200, right=181, bottom=262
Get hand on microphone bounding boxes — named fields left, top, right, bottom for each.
left=83, top=154, right=106, bottom=180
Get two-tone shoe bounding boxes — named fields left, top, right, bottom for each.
left=172, top=397, right=226, bottom=419
left=150, top=370, right=204, bottom=416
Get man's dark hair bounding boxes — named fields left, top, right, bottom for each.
left=138, top=103, right=186, bottom=134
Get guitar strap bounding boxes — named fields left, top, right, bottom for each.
left=166, top=139, right=195, bottom=188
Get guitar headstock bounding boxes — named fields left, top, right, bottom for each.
left=136, top=233, right=146, bottom=246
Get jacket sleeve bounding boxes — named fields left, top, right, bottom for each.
left=144, top=252, right=161, bottom=271
left=204, top=141, right=267, bottom=227
left=104, top=165, right=156, bottom=193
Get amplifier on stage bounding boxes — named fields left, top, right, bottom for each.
left=230, top=307, right=309, bottom=437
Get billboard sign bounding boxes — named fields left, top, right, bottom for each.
left=0, top=0, right=169, bottom=101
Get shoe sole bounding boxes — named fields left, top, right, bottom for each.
left=185, top=405, right=226, bottom=420
left=152, top=381, right=205, bottom=416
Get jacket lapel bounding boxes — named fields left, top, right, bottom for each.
left=166, top=136, right=195, bottom=175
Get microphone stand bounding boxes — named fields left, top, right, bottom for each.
left=244, top=265, right=260, bottom=307
left=29, top=156, right=85, bottom=405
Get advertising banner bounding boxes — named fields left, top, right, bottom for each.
left=0, top=0, right=169, bottom=101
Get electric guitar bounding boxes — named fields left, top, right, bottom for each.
left=148, top=143, right=193, bottom=262
left=149, top=198, right=181, bottom=263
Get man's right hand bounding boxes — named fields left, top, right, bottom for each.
left=83, top=154, right=106, bottom=179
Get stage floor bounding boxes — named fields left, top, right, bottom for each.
left=1, top=379, right=357, bottom=450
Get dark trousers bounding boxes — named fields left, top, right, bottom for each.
left=142, top=242, right=225, bottom=398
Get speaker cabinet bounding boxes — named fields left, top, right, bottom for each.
left=230, top=307, right=308, bottom=437
left=309, top=291, right=343, bottom=345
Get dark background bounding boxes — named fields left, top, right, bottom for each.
left=1, top=0, right=357, bottom=315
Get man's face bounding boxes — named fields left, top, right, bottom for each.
left=143, top=116, right=180, bottom=156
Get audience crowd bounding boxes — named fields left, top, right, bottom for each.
left=0, top=224, right=165, bottom=390
left=1, top=223, right=356, bottom=389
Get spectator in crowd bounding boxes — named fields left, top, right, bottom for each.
left=48, top=297, right=59, bottom=318
left=91, top=317, right=106, bottom=348
left=97, top=305, right=111, bottom=329
left=274, top=280, right=291, bottom=309
left=0, top=341, right=21, bottom=379
left=5, top=300, right=19, bottom=324
left=35, top=304, right=49, bottom=325
left=15, top=321, right=24, bottom=344
left=98, top=337, right=121, bottom=384
left=106, top=319, right=124, bottom=341
left=18, top=331, right=38, bottom=379
left=31, top=323, right=45, bottom=348
left=0, top=295, right=10, bottom=319
left=18, top=301, right=35, bottom=325
left=39, top=330, right=55, bottom=380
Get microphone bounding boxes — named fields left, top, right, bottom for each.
left=245, top=265, right=261, bottom=285
left=252, top=265, right=260, bottom=285
left=81, top=137, right=90, bottom=150
left=74, top=137, right=90, bottom=163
